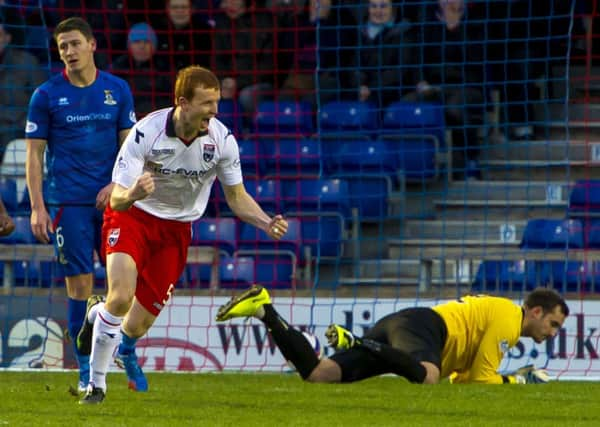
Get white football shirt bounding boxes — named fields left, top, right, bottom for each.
left=112, top=107, right=243, bottom=221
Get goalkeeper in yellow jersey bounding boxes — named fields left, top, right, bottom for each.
left=216, top=286, right=568, bottom=384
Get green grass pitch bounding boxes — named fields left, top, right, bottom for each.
left=1, top=371, right=600, bottom=426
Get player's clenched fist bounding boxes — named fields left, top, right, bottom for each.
left=129, top=172, right=155, bottom=202
left=266, top=215, right=288, bottom=240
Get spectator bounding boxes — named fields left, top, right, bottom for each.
left=404, top=0, right=485, bottom=179
left=0, top=16, right=46, bottom=163
left=111, top=23, right=172, bottom=117
left=213, top=0, right=277, bottom=115
left=311, top=0, right=357, bottom=104
left=154, top=0, right=213, bottom=74
left=355, top=0, right=413, bottom=110
left=273, top=0, right=357, bottom=106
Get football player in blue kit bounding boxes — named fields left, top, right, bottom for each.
left=24, top=17, right=143, bottom=393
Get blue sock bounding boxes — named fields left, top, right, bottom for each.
left=67, top=298, right=89, bottom=381
left=118, top=331, right=138, bottom=355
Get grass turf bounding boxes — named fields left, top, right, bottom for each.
left=1, top=371, right=599, bottom=426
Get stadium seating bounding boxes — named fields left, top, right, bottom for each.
left=219, top=256, right=256, bottom=289
left=382, top=101, right=445, bottom=145
left=217, top=99, right=243, bottom=134
left=319, top=101, right=379, bottom=133
left=328, top=140, right=397, bottom=176
left=0, top=178, right=18, bottom=214
left=0, top=216, right=37, bottom=244
left=519, top=218, right=584, bottom=250
left=540, top=260, right=587, bottom=293
left=236, top=219, right=301, bottom=288
left=472, top=260, right=539, bottom=292
left=282, top=179, right=352, bottom=219
left=237, top=218, right=302, bottom=258
left=254, top=100, right=314, bottom=135
left=568, top=179, right=600, bottom=216
left=237, top=138, right=264, bottom=179
left=296, top=212, right=346, bottom=259
left=264, top=137, right=322, bottom=178
left=190, top=218, right=237, bottom=256
left=381, top=101, right=445, bottom=181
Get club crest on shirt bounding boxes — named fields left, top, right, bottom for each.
left=108, top=228, right=120, bottom=247
left=203, top=143, right=215, bottom=162
left=104, top=90, right=117, bottom=105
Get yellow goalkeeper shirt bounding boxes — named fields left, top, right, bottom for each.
left=432, top=295, right=523, bottom=384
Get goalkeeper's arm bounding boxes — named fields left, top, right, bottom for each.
left=502, top=365, right=551, bottom=384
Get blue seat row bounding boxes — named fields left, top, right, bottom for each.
left=238, top=136, right=434, bottom=182
left=191, top=214, right=345, bottom=260
left=473, top=260, right=600, bottom=293
left=187, top=255, right=295, bottom=290
left=210, top=177, right=390, bottom=222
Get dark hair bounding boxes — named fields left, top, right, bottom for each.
left=53, top=17, right=94, bottom=41
left=524, top=288, right=570, bottom=317
left=174, top=66, right=220, bottom=104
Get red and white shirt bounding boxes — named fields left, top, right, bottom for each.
left=112, top=107, right=242, bottom=221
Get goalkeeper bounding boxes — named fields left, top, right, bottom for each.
left=216, top=287, right=568, bottom=384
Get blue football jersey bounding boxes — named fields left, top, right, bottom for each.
left=26, top=70, right=136, bottom=205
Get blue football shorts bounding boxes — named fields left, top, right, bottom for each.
left=49, top=205, right=104, bottom=277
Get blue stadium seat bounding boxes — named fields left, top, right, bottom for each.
left=217, top=99, right=244, bottom=134
left=382, top=101, right=445, bottom=144
left=236, top=218, right=300, bottom=288
left=381, top=101, right=445, bottom=182
left=244, top=179, right=281, bottom=214
left=13, top=260, right=62, bottom=288
left=237, top=218, right=302, bottom=259
left=237, top=139, right=264, bottom=179
left=191, top=218, right=237, bottom=256
left=568, top=180, right=600, bottom=216
left=0, top=216, right=36, bottom=244
left=540, top=260, right=587, bottom=293
left=319, top=101, right=378, bottom=133
left=264, top=137, right=322, bottom=178
left=520, top=219, right=584, bottom=250
left=328, top=140, right=397, bottom=176
left=282, top=179, right=351, bottom=219
left=381, top=136, right=438, bottom=181
left=219, top=256, right=256, bottom=289
left=254, top=100, right=313, bottom=134
left=297, top=212, right=345, bottom=259
left=472, top=260, right=539, bottom=292
left=343, top=174, right=392, bottom=221
left=251, top=253, right=296, bottom=289
left=585, top=219, right=600, bottom=248
left=211, top=179, right=281, bottom=216
left=0, top=178, right=18, bottom=214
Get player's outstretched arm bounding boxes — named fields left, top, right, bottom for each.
left=222, top=183, right=288, bottom=240
left=505, top=365, right=551, bottom=384
left=110, top=172, right=155, bottom=211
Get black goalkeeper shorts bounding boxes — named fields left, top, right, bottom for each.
left=329, top=307, right=447, bottom=382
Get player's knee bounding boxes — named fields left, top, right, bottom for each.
left=420, top=362, right=441, bottom=384
left=305, top=359, right=342, bottom=383
left=105, top=290, right=134, bottom=317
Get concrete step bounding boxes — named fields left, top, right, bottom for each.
left=438, top=180, right=572, bottom=203
left=482, top=163, right=599, bottom=182
left=432, top=204, right=567, bottom=221
left=338, top=258, right=469, bottom=287
left=482, top=139, right=596, bottom=162
left=403, top=219, right=527, bottom=242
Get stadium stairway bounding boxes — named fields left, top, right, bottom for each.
left=336, top=64, right=600, bottom=292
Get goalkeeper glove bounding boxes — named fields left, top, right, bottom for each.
left=512, top=365, right=551, bottom=384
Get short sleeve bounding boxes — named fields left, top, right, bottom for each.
left=25, top=87, right=49, bottom=139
